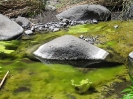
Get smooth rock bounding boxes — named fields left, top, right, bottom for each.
left=56, top=4, right=111, bottom=21
left=0, top=14, right=23, bottom=40
left=34, top=35, right=109, bottom=60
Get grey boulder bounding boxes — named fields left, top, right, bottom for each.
left=33, top=35, right=109, bottom=60
left=15, top=16, right=32, bottom=28
left=56, top=4, right=111, bottom=21
left=0, top=14, right=23, bottom=40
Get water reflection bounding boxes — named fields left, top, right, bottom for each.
left=35, top=56, right=122, bottom=68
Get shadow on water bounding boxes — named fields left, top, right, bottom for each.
left=35, top=56, right=122, bottom=68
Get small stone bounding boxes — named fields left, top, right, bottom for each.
left=114, top=25, right=119, bottom=29
left=25, top=30, right=33, bottom=35
left=79, top=35, right=84, bottom=39
left=31, top=25, right=35, bottom=31
left=45, top=5, right=56, bottom=11
left=38, top=27, right=44, bottom=31
left=84, top=38, right=89, bottom=42
left=129, top=52, right=133, bottom=59
left=53, top=28, right=60, bottom=32
left=92, top=19, right=98, bottom=24
left=49, top=26, right=55, bottom=31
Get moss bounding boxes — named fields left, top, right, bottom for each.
left=0, top=58, right=128, bottom=99
left=1, top=20, right=133, bottom=98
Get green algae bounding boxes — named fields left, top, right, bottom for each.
left=0, top=58, right=127, bottom=99
left=1, top=20, right=133, bottom=98
left=0, top=42, right=15, bottom=54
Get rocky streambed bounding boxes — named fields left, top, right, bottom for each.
left=0, top=19, right=133, bottom=99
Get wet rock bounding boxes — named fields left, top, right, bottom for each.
left=34, top=35, right=109, bottom=60
left=56, top=4, right=111, bottom=21
left=0, top=14, right=23, bottom=40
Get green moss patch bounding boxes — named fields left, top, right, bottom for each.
left=0, top=58, right=128, bottom=99
left=0, top=42, right=15, bottom=54
left=1, top=19, right=133, bottom=98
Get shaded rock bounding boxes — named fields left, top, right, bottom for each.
left=56, top=4, right=111, bottom=21
left=33, top=35, right=109, bottom=60
left=45, top=5, right=56, bottom=11
left=0, top=14, right=23, bottom=40
left=15, top=16, right=32, bottom=29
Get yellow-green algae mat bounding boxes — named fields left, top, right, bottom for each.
left=0, top=42, right=14, bottom=54
left=0, top=59, right=128, bottom=99
left=0, top=20, right=133, bottom=99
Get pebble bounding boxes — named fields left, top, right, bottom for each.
left=53, top=28, right=60, bottom=32
left=24, top=18, right=98, bottom=33
left=24, top=30, right=33, bottom=35
left=92, top=19, right=98, bottom=24
left=114, top=25, right=119, bottom=29
left=79, top=35, right=84, bottom=39
left=79, top=35, right=99, bottom=44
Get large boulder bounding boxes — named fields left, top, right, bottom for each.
left=56, top=4, right=111, bottom=21
left=33, top=35, right=109, bottom=60
left=0, top=14, right=23, bottom=40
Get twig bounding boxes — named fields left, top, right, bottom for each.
left=0, top=71, right=9, bottom=89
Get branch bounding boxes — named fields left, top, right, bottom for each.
left=0, top=71, right=10, bottom=89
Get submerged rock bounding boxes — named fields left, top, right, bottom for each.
left=33, top=35, right=109, bottom=60
left=56, top=4, right=111, bottom=21
left=0, top=14, right=23, bottom=40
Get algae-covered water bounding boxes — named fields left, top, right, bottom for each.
left=0, top=59, right=127, bottom=99
left=0, top=20, right=133, bottom=99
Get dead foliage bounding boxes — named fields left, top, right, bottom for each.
left=0, top=0, right=45, bottom=17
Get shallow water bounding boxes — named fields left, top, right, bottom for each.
left=0, top=58, right=127, bottom=99
left=1, top=20, right=133, bottom=98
